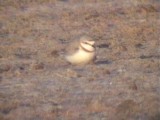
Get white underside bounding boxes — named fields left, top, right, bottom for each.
left=65, top=49, right=95, bottom=65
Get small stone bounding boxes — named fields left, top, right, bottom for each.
left=98, top=43, right=110, bottom=48
left=33, top=62, right=44, bottom=70
left=0, top=64, right=11, bottom=73
left=51, top=50, right=59, bottom=57
left=135, top=43, right=145, bottom=49
left=129, top=82, right=138, bottom=90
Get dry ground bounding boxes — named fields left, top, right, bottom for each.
left=0, top=0, right=160, bottom=120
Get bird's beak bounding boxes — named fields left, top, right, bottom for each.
left=92, top=44, right=96, bottom=48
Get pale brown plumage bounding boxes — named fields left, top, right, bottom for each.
left=65, top=36, right=96, bottom=65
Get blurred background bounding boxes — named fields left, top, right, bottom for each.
left=0, top=0, right=159, bottom=120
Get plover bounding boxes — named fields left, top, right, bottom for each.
left=65, top=36, right=96, bottom=65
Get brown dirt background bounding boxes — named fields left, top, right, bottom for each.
left=0, top=0, right=160, bottom=120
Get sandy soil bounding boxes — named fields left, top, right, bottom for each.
left=0, top=0, right=160, bottom=120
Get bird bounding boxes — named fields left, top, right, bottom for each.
left=65, top=36, right=96, bottom=65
